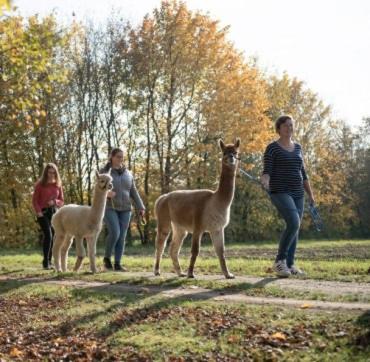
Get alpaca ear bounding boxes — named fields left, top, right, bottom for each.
left=234, top=138, right=240, bottom=148
left=108, top=168, right=112, bottom=175
left=95, top=170, right=100, bottom=179
left=219, top=139, right=225, bottom=151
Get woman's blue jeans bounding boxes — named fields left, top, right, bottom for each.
left=270, top=193, right=304, bottom=267
left=104, top=208, right=131, bottom=264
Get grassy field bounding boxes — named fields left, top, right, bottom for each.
left=1, top=239, right=369, bottom=282
left=0, top=239, right=369, bottom=361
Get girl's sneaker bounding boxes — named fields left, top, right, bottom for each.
left=289, top=265, right=305, bottom=276
left=114, top=263, right=127, bottom=272
left=273, top=259, right=291, bottom=277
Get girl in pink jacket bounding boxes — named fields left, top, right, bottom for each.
left=32, top=163, right=64, bottom=269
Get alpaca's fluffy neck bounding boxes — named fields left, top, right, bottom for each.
left=89, top=186, right=108, bottom=224
left=215, top=162, right=237, bottom=206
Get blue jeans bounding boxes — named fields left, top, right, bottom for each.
left=270, top=193, right=304, bottom=267
left=104, top=208, right=131, bottom=264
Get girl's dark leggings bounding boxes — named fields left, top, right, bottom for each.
left=37, top=208, right=55, bottom=265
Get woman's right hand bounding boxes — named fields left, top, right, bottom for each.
left=260, top=174, right=270, bottom=191
left=107, top=190, right=116, bottom=199
left=37, top=212, right=43, bottom=218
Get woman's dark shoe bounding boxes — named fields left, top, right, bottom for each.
left=114, top=263, right=127, bottom=272
left=103, top=257, right=113, bottom=270
left=42, top=260, right=52, bottom=270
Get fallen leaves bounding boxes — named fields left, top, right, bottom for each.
left=0, top=294, right=368, bottom=361
left=227, top=334, right=240, bottom=343
left=300, top=303, right=313, bottom=309
left=271, top=332, right=287, bottom=341
left=0, top=296, right=127, bottom=361
left=9, top=347, right=23, bottom=358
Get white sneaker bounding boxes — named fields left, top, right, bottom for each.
left=289, top=265, right=305, bottom=276
left=273, top=259, right=291, bottom=277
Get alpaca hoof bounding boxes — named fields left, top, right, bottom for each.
left=225, top=273, right=235, bottom=279
left=154, top=270, right=161, bottom=276
left=178, top=272, right=187, bottom=277
left=187, top=273, right=195, bottom=279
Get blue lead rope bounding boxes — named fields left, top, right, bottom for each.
left=239, top=168, right=266, bottom=188
left=239, top=167, right=324, bottom=232
left=307, top=203, right=324, bottom=232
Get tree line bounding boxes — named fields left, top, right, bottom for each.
left=0, top=0, right=369, bottom=246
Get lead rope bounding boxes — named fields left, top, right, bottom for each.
left=108, top=190, right=146, bottom=226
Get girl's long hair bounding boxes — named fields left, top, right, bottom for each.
left=39, top=163, right=62, bottom=187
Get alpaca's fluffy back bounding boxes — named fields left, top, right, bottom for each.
left=52, top=204, right=94, bottom=238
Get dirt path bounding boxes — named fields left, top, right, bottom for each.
left=39, top=278, right=370, bottom=311
left=121, top=271, right=370, bottom=295
left=1, top=272, right=369, bottom=311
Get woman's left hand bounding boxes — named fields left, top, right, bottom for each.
left=308, top=194, right=315, bottom=205
left=139, top=209, right=145, bottom=217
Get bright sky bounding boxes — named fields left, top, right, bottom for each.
left=13, top=0, right=370, bottom=129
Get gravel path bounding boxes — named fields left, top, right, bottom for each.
left=1, top=272, right=369, bottom=311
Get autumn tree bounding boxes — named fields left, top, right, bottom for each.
left=0, top=15, right=72, bottom=245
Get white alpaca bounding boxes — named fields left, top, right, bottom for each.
left=51, top=171, right=113, bottom=273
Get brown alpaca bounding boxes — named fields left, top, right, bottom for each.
left=154, top=139, right=240, bottom=279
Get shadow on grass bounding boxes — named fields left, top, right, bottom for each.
left=0, top=270, right=275, bottom=338
left=355, top=310, right=370, bottom=347
left=93, top=280, right=270, bottom=338
left=0, top=274, right=70, bottom=294
left=0, top=269, right=25, bottom=276
left=39, top=276, right=275, bottom=339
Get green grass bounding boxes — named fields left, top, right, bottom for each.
left=1, top=239, right=370, bottom=283
left=0, top=239, right=369, bottom=308
left=0, top=281, right=369, bottom=361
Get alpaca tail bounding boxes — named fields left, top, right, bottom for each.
left=154, top=193, right=169, bottom=220
left=154, top=193, right=171, bottom=232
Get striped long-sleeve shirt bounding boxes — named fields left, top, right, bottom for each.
left=263, top=141, right=308, bottom=199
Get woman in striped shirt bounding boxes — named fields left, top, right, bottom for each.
left=261, top=115, right=315, bottom=277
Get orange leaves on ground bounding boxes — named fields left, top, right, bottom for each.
left=9, top=346, right=23, bottom=358
left=227, top=334, right=241, bottom=343
left=271, top=332, right=287, bottom=341
left=300, top=303, right=313, bottom=309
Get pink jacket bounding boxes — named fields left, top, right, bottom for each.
left=32, top=181, right=64, bottom=214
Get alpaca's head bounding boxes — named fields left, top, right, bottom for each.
left=95, top=171, right=113, bottom=191
left=219, top=138, right=240, bottom=168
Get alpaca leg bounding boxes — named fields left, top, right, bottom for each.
left=86, top=235, right=98, bottom=273
left=169, top=226, right=187, bottom=277
left=73, top=238, right=85, bottom=272
left=52, top=232, right=64, bottom=273
left=187, top=231, right=202, bottom=278
left=210, top=229, right=234, bottom=279
left=60, top=235, right=73, bottom=272
left=154, top=228, right=170, bottom=276
left=153, top=195, right=171, bottom=276
left=154, top=227, right=170, bottom=276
